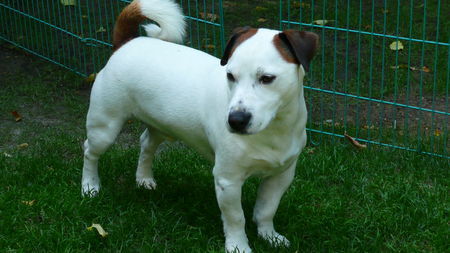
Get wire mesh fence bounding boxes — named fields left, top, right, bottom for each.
left=0, top=0, right=224, bottom=75
left=0, top=0, right=448, bottom=159
left=281, top=0, right=449, bottom=159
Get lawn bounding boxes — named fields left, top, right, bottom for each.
left=0, top=42, right=449, bottom=252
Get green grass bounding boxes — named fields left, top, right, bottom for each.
left=0, top=43, right=449, bottom=252
left=1, top=133, right=449, bottom=252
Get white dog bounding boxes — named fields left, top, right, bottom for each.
left=81, top=0, right=318, bottom=252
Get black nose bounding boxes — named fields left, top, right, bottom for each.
left=228, top=111, right=252, bottom=133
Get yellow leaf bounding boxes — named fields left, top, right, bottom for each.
left=11, top=111, right=22, bottom=122
left=21, top=200, right=36, bottom=206
left=344, top=132, right=367, bottom=149
left=421, top=66, right=431, bottom=73
left=60, top=0, right=76, bottom=6
left=85, top=73, right=96, bottom=83
left=87, top=224, right=108, bottom=237
left=17, top=143, right=29, bottom=149
left=257, top=18, right=267, bottom=23
left=203, top=44, right=216, bottom=50
left=409, top=66, right=431, bottom=72
left=389, top=41, right=404, bottom=50
left=255, top=6, right=268, bottom=12
left=313, top=20, right=333, bottom=26
left=434, top=129, right=441, bottom=136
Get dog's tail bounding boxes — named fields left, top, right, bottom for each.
left=112, top=0, right=186, bottom=51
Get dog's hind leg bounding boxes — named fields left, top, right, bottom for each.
left=82, top=113, right=125, bottom=197
left=136, top=128, right=163, bottom=190
left=252, top=161, right=296, bottom=248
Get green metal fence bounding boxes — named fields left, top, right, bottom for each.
left=280, top=0, right=449, bottom=159
left=0, top=0, right=224, bottom=75
left=0, top=0, right=448, bottom=159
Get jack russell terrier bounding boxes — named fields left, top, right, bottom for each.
left=81, top=0, right=318, bottom=252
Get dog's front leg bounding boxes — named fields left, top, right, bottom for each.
left=213, top=167, right=251, bottom=253
left=252, top=161, right=296, bottom=248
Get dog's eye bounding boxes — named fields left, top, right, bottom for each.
left=259, top=75, right=276, bottom=85
left=227, top=73, right=236, bottom=82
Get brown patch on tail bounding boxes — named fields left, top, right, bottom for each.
left=112, top=0, right=147, bottom=51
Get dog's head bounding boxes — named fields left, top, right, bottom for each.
left=221, top=27, right=319, bottom=135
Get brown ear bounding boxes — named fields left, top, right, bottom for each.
left=276, top=30, right=319, bottom=71
left=220, top=27, right=257, bottom=66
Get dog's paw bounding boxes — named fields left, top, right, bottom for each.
left=258, top=230, right=290, bottom=248
left=81, top=183, right=100, bottom=197
left=225, top=240, right=252, bottom=253
left=136, top=177, right=157, bottom=190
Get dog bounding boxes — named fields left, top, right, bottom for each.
left=81, top=0, right=318, bottom=252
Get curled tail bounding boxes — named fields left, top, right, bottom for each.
left=112, top=0, right=186, bottom=51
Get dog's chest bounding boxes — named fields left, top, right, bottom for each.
left=241, top=134, right=303, bottom=176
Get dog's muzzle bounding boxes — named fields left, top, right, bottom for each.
left=228, top=111, right=252, bottom=134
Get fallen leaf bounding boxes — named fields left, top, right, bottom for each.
left=393, top=65, right=431, bottom=73
left=344, top=132, right=367, bottom=149
left=304, top=147, right=315, bottom=154
left=292, top=2, right=310, bottom=8
left=313, top=20, right=334, bottom=25
left=60, top=0, right=76, bottom=6
left=324, top=119, right=333, bottom=125
left=389, top=41, right=404, bottom=50
left=96, top=26, right=106, bottom=33
left=87, top=224, right=108, bottom=237
left=255, top=6, right=268, bottom=12
left=434, top=129, right=441, bottom=136
left=257, top=18, right=267, bottom=23
left=203, top=44, right=216, bottom=50
left=17, top=143, right=29, bottom=149
left=421, top=66, right=431, bottom=73
left=223, top=1, right=237, bottom=8
left=199, top=12, right=218, bottom=22
left=22, top=200, right=36, bottom=206
left=11, top=111, right=22, bottom=122
left=390, top=64, right=409, bottom=70
left=85, top=73, right=96, bottom=83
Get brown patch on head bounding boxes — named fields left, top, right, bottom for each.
left=112, top=0, right=147, bottom=51
left=273, top=30, right=319, bottom=71
left=273, top=35, right=297, bottom=64
left=220, top=27, right=258, bottom=66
